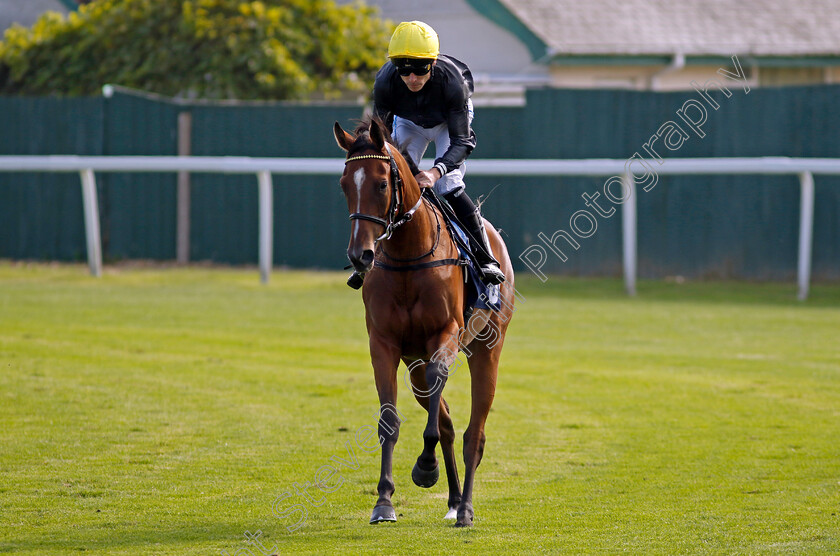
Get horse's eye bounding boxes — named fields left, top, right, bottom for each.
left=379, top=180, right=388, bottom=192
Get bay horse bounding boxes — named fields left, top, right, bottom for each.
left=333, top=118, right=515, bottom=527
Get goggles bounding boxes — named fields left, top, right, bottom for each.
left=392, top=58, right=434, bottom=77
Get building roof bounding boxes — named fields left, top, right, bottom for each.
left=491, top=0, right=840, bottom=57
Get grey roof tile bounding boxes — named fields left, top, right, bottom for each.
left=499, top=0, right=840, bottom=55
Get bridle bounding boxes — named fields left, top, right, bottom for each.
left=345, top=143, right=423, bottom=243
left=344, top=142, right=465, bottom=273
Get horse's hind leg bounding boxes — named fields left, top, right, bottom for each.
left=370, top=335, right=402, bottom=524
left=439, top=398, right=462, bottom=518
left=407, top=362, right=461, bottom=517
left=457, top=339, right=503, bottom=527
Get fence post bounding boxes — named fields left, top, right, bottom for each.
left=177, top=111, right=192, bottom=264
left=797, top=171, right=815, bottom=301
left=257, top=171, right=273, bottom=284
left=79, top=169, right=103, bottom=277
left=621, top=173, right=637, bottom=296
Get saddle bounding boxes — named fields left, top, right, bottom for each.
left=420, top=189, right=502, bottom=316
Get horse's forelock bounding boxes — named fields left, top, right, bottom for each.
left=346, top=118, right=419, bottom=179
left=346, top=132, right=372, bottom=157
left=353, top=120, right=372, bottom=136
left=346, top=120, right=375, bottom=157
left=346, top=117, right=398, bottom=158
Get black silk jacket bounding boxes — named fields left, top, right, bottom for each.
left=373, top=54, right=477, bottom=175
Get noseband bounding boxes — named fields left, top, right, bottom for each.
left=345, top=144, right=423, bottom=242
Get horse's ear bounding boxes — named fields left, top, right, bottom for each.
left=369, top=119, right=386, bottom=151
left=334, top=122, right=354, bottom=152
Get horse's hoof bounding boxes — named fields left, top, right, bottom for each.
left=444, top=507, right=457, bottom=520
left=454, top=506, right=474, bottom=527
left=370, top=504, right=397, bottom=524
left=411, top=460, right=439, bottom=488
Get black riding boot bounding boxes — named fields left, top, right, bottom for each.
left=461, top=208, right=506, bottom=285
left=444, top=189, right=505, bottom=286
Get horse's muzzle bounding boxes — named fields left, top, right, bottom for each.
left=348, top=248, right=375, bottom=273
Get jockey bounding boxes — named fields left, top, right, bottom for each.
left=347, top=20, right=506, bottom=289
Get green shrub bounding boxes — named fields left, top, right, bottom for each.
left=0, top=0, right=391, bottom=100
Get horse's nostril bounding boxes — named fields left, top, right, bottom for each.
left=348, top=247, right=375, bottom=273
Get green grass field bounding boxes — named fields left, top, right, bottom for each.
left=1, top=262, right=838, bottom=555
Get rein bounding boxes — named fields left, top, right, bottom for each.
left=380, top=196, right=441, bottom=263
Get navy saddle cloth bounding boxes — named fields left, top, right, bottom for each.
left=422, top=189, right=501, bottom=313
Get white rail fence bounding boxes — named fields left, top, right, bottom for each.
left=1, top=156, right=838, bottom=299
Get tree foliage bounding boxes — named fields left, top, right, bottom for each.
left=0, top=0, right=392, bottom=99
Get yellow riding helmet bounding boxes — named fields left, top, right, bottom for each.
left=387, top=21, right=439, bottom=60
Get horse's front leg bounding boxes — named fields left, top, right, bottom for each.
left=407, top=362, right=462, bottom=518
left=409, top=325, right=461, bottom=490
left=369, top=333, right=402, bottom=524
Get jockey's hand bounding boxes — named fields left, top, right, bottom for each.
left=415, top=168, right=442, bottom=189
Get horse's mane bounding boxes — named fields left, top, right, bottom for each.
left=350, top=116, right=421, bottom=176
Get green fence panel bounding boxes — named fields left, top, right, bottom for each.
left=100, top=91, right=179, bottom=261
left=512, top=85, right=840, bottom=279
left=272, top=176, right=349, bottom=270
left=635, top=175, right=800, bottom=281
left=467, top=174, right=623, bottom=277
left=1, top=85, right=838, bottom=280
left=0, top=96, right=103, bottom=260
left=470, top=106, right=526, bottom=158
left=187, top=103, right=364, bottom=266
left=813, top=176, right=840, bottom=280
